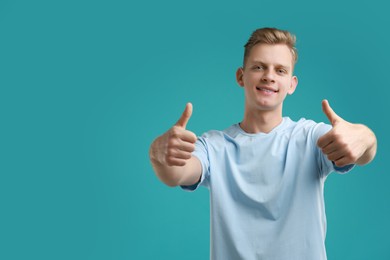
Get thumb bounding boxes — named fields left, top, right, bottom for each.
left=175, top=103, right=193, bottom=128
left=322, top=99, right=341, bottom=126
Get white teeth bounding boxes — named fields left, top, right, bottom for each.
left=257, top=87, right=274, bottom=92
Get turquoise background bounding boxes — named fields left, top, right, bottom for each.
left=1, top=0, right=389, bottom=259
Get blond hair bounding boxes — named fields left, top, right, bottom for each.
left=243, top=27, right=298, bottom=67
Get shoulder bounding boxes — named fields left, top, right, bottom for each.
left=195, top=125, right=240, bottom=150
left=199, top=124, right=240, bottom=140
left=284, top=117, right=331, bottom=136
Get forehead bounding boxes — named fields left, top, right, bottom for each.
left=247, top=43, right=293, bottom=67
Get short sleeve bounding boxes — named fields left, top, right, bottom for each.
left=180, top=136, right=210, bottom=191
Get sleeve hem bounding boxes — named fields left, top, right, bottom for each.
left=332, top=162, right=355, bottom=174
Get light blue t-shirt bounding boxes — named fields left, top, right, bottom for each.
left=182, top=117, right=353, bottom=260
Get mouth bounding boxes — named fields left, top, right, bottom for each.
left=256, top=86, right=278, bottom=93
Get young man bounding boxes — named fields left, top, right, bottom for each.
left=149, top=28, right=377, bottom=259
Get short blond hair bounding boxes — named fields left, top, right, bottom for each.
left=243, top=27, right=298, bottom=67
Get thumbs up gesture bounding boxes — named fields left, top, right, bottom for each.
left=151, top=103, right=198, bottom=167
left=317, top=100, right=376, bottom=167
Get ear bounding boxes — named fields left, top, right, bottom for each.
left=236, top=67, right=244, bottom=87
left=288, top=75, right=298, bottom=95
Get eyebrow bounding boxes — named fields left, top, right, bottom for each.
left=251, top=60, right=291, bottom=71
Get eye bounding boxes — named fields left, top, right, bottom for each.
left=277, top=68, right=287, bottom=74
left=252, top=65, right=264, bottom=71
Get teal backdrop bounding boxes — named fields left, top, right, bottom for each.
left=1, top=0, right=389, bottom=259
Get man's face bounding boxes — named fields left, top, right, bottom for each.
left=236, top=43, right=298, bottom=113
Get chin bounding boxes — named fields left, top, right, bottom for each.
left=255, top=102, right=281, bottom=112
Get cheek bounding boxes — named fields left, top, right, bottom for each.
left=244, top=74, right=259, bottom=85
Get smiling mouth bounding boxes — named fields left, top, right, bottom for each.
left=256, top=87, right=278, bottom=93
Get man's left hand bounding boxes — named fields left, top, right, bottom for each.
left=317, top=100, right=377, bottom=167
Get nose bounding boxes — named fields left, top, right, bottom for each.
left=261, top=70, right=275, bottom=83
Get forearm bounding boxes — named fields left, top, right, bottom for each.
left=150, top=159, right=184, bottom=187
left=356, top=126, right=377, bottom=166
left=150, top=156, right=200, bottom=187
left=149, top=137, right=201, bottom=187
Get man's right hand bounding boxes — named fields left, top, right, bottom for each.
left=150, top=103, right=197, bottom=167
left=149, top=103, right=201, bottom=187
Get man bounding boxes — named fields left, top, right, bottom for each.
left=149, top=28, right=377, bottom=259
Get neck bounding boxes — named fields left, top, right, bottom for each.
left=240, top=107, right=283, bottom=134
